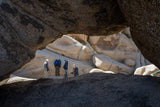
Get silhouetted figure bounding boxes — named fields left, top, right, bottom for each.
left=63, top=60, right=68, bottom=79
left=54, top=59, right=61, bottom=76
left=72, top=64, right=79, bottom=77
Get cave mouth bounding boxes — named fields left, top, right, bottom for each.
left=1, top=27, right=157, bottom=85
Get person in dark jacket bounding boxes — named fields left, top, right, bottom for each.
left=63, top=60, right=68, bottom=79
left=54, top=59, right=61, bottom=76
left=43, top=59, right=49, bottom=78
left=72, top=64, right=79, bottom=77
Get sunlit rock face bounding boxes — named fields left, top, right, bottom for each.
left=134, top=64, right=159, bottom=76
left=0, top=0, right=126, bottom=78
left=13, top=32, right=151, bottom=78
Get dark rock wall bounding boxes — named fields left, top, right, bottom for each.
left=118, top=0, right=160, bottom=68
left=1, top=73, right=160, bottom=107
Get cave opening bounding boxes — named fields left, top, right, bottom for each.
left=1, top=27, right=157, bottom=86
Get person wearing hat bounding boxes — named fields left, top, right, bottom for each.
left=54, top=59, right=61, bottom=76
left=72, top=64, right=79, bottom=77
left=43, top=59, right=49, bottom=78
left=63, top=60, right=68, bottom=79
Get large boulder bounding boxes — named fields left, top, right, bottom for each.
left=118, top=0, right=160, bottom=69
left=46, top=35, right=83, bottom=60
left=89, top=33, right=138, bottom=62
left=46, top=35, right=95, bottom=61
left=92, top=54, right=133, bottom=74
left=134, top=64, right=159, bottom=76
left=13, top=49, right=94, bottom=78
left=89, top=33, right=151, bottom=70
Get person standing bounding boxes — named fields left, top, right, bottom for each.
left=43, top=59, right=49, bottom=78
left=54, top=59, right=61, bottom=76
left=72, top=64, right=79, bottom=77
left=63, top=60, right=68, bottom=79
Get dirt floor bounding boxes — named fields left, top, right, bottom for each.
left=0, top=73, right=160, bottom=107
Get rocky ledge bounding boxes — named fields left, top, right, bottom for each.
left=0, top=73, right=160, bottom=107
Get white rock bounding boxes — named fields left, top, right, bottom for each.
left=7, top=75, right=36, bottom=84
left=89, top=68, right=115, bottom=74
left=134, top=64, right=159, bottom=76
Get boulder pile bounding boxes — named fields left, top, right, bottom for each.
left=13, top=28, right=155, bottom=78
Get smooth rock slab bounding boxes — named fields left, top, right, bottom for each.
left=92, top=54, right=133, bottom=74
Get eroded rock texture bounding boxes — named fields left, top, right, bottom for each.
left=118, top=0, right=160, bottom=69
left=0, top=0, right=160, bottom=78
left=0, top=0, right=126, bottom=78
left=1, top=73, right=160, bottom=107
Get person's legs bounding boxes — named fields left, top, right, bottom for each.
left=57, top=67, right=60, bottom=76
left=64, top=69, right=67, bottom=78
left=55, top=66, right=58, bottom=76
left=44, top=70, right=48, bottom=78
left=74, top=72, right=76, bottom=77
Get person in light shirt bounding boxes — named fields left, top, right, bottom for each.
left=43, top=59, right=49, bottom=78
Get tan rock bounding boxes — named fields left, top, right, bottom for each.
left=78, top=44, right=95, bottom=61
left=89, top=34, right=138, bottom=62
left=89, top=36, right=100, bottom=45
left=124, top=59, right=135, bottom=67
left=46, top=35, right=83, bottom=59
left=14, top=49, right=94, bottom=78
left=67, top=34, right=88, bottom=44
left=46, top=35, right=94, bottom=61
left=92, top=54, right=133, bottom=74
left=134, top=64, right=159, bottom=76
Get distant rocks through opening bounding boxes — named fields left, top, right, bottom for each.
left=3, top=27, right=159, bottom=85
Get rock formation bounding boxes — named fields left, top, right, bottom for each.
left=89, top=68, right=115, bottom=74
left=118, top=0, right=160, bottom=69
left=1, top=73, right=160, bottom=107
left=92, top=54, right=132, bottom=74
left=0, top=0, right=160, bottom=79
left=13, top=49, right=93, bottom=78
left=0, top=0, right=127, bottom=78
left=46, top=35, right=95, bottom=61
left=13, top=33, right=152, bottom=78
left=134, top=64, right=159, bottom=76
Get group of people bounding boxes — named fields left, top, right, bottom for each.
left=43, top=58, right=79, bottom=78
